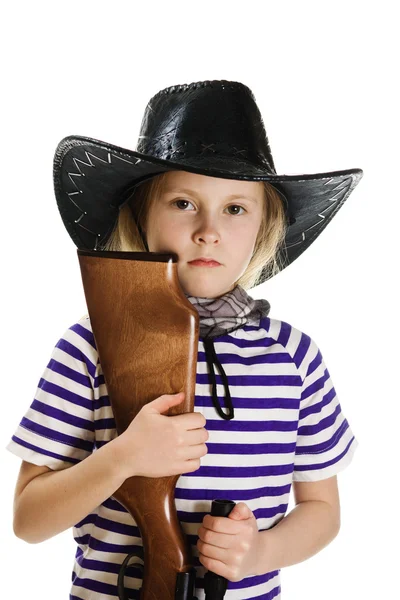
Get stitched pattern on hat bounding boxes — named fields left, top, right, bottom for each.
left=65, top=150, right=142, bottom=249
left=153, top=80, right=246, bottom=98
left=284, top=176, right=353, bottom=250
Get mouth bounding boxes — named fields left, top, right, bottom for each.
left=188, top=259, right=221, bottom=267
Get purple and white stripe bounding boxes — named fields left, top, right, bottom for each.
left=6, top=315, right=358, bottom=599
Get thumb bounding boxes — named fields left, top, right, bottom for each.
left=148, top=392, right=185, bottom=415
left=229, top=502, right=252, bottom=521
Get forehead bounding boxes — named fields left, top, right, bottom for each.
left=160, top=170, right=264, bottom=199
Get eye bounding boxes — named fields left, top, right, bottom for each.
left=172, top=199, right=246, bottom=216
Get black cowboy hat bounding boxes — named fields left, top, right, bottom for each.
left=53, top=79, right=363, bottom=285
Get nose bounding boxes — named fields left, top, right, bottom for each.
left=193, top=214, right=221, bottom=243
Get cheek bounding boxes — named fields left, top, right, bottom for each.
left=164, top=219, right=194, bottom=245
left=147, top=215, right=187, bottom=250
left=230, top=222, right=258, bottom=249
left=148, top=211, right=174, bottom=237
left=156, top=210, right=185, bottom=233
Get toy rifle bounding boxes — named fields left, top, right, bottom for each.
left=77, top=249, right=236, bottom=600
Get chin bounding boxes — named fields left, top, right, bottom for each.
left=180, top=280, right=229, bottom=299
left=180, top=281, right=211, bottom=297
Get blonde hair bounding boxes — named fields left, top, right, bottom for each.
left=101, top=171, right=288, bottom=290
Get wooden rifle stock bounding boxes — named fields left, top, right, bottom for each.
left=77, top=249, right=200, bottom=600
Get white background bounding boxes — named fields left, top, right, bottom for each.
left=2, top=1, right=399, bottom=599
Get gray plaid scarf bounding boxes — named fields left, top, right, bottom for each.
left=184, top=284, right=271, bottom=340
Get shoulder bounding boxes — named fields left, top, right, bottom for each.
left=56, top=314, right=98, bottom=369
left=259, top=315, right=320, bottom=380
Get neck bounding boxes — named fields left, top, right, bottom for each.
left=183, top=284, right=271, bottom=339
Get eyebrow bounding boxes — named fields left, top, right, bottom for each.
left=162, top=188, right=258, bottom=203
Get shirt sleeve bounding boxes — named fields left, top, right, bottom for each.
left=292, top=333, right=359, bottom=482
left=5, top=319, right=96, bottom=470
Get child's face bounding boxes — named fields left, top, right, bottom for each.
left=144, top=170, right=265, bottom=298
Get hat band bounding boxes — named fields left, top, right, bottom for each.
left=136, top=138, right=274, bottom=170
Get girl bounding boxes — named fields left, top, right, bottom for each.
left=6, top=80, right=362, bottom=599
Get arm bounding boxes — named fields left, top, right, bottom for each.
left=13, top=439, right=127, bottom=544
left=255, top=475, right=341, bottom=575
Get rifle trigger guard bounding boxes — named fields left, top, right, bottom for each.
left=117, top=550, right=144, bottom=600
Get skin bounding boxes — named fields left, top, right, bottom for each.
left=142, top=170, right=265, bottom=298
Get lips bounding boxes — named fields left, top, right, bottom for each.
left=189, top=257, right=221, bottom=264
left=188, top=259, right=221, bottom=267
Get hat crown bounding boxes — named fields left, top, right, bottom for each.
left=135, top=80, right=277, bottom=173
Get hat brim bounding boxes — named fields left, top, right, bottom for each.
left=53, top=135, right=363, bottom=281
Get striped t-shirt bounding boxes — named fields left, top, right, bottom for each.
left=6, top=314, right=358, bottom=600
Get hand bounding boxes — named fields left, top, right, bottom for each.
left=197, top=502, right=262, bottom=582
left=112, top=392, right=209, bottom=479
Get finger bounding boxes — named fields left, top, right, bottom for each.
left=173, top=411, right=207, bottom=430
left=203, top=514, right=243, bottom=535
left=149, top=393, right=184, bottom=414
left=229, top=501, right=251, bottom=516
left=198, top=538, right=229, bottom=562
left=198, top=527, right=236, bottom=549
left=179, top=442, right=208, bottom=461
left=182, top=427, right=209, bottom=446
left=198, top=553, right=234, bottom=581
